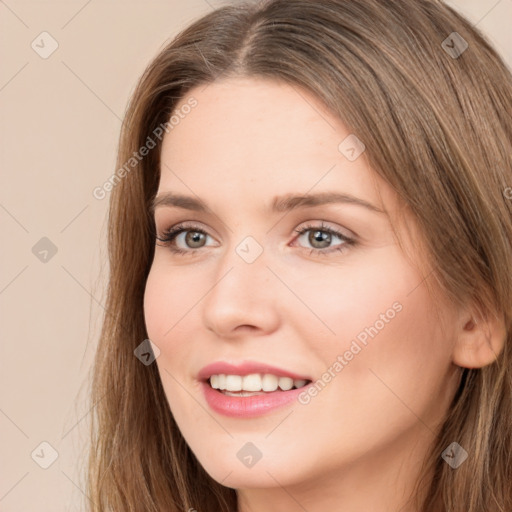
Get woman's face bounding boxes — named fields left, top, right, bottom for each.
left=144, top=77, right=461, bottom=501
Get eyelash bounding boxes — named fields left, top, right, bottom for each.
left=155, top=221, right=356, bottom=257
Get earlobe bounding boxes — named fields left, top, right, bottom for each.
left=452, top=305, right=507, bottom=369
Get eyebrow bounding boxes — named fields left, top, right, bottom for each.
left=150, top=191, right=385, bottom=215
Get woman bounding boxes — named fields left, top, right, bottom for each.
left=87, top=0, right=512, bottom=510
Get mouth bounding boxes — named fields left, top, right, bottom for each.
left=205, top=373, right=312, bottom=397
left=197, top=361, right=314, bottom=416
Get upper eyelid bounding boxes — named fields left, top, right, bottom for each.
left=156, top=220, right=351, bottom=236
left=156, top=220, right=217, bottom=238
left=156, top=222, right=218, bottom=241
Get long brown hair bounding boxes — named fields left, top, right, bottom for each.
left=86, top=1, right=512, bottom=510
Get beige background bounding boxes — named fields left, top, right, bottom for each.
left=0, top=1, right=510, bottom=510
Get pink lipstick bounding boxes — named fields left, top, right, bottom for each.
left=198, top=361, right=312, bottom=418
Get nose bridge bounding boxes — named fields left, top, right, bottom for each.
left=209, top=232, right=269, bottom=305
left=201, top=232, right=280, bottom=336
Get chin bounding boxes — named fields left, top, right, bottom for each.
left=197, top=452, right=308, bottom=490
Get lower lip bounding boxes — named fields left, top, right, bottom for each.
left=201, top=381, right=307, bottom=418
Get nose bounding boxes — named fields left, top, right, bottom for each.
left=201, top=245, right=280, bottom=339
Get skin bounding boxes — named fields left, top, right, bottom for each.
left=143, top=77, right=504, bottom=512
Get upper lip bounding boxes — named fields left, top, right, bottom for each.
left=197, top=361, right=312, bottom=382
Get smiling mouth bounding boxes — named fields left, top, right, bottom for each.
left=207, top=373, right=312, bottom=396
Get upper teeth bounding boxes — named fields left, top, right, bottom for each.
left=210, top=374, right=308, bottom=392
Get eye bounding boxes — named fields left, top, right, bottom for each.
left=155, top=221, right=356, bottom=257
left=291, top=222, right=355, bottom=255
left=155, top=222, right=216, bottom=255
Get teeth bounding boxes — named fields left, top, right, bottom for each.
left=225, top=374, right=242, bottom=391
left=209, top=373, right=309, bottom=392
left=262, top=374, right=278, bottom=392
left=243, top=373, right=263, bottom=391
left=278, top=377, right=293, bottom=391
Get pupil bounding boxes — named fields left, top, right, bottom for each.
left=187, top=231, right=204, bottom=248
left=310, top=230, right=330, bottom=248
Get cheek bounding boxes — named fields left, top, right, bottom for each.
left=282, top=247, right=415, bottom=352
left=143, top=262, right=208, bottom=393
left=279, top=253, right=454, bottom=462
left=143, top=271, right=165, bottom=342
left=288, top=246, right=451, bottom=395
left=143, top=263, right=192, bottom=342
left=143, top=267, right=201, bottom=411
left=143, top=266, right=189, bottom=389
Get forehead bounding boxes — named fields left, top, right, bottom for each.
left=163, top=77, right=345, bottom=167
left=158, top=77, right=387, bottom=211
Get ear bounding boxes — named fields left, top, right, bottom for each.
left=451, top=303, right=507, bottom=369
